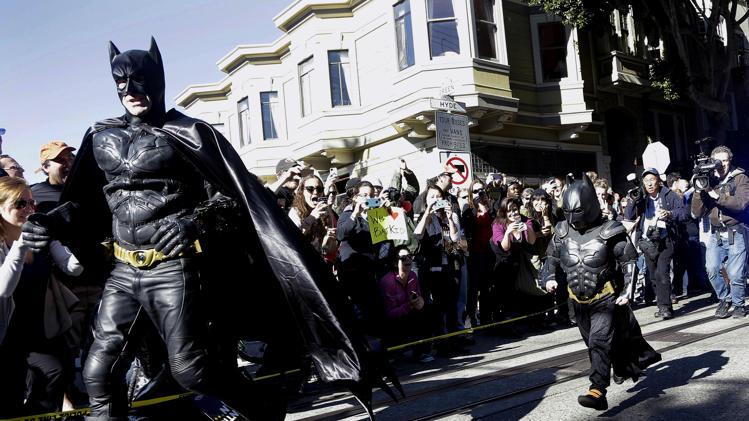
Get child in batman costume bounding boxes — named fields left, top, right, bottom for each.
left=21, top=38, right=399, bottom=420
left=541, top=174, right=661, bottom=410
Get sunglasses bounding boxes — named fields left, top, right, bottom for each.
left=398, top=254, right=413, bottom=261
left=13, top=199, right=35, bottom=210
left=3, top=166, right=24, bottom=172
left=304, top=186, right=324, bottom=194
left=473, top=188, right=485, bottom=194
left=459, top=195, right=469, bottom=199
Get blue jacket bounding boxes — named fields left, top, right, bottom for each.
left=624, top=186, right=687, bottom=240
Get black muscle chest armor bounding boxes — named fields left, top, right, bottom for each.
left=92, top=126, right=204, bottom=247
left=559, top=225, right=615, bottom=300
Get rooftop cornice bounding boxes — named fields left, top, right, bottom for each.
left=273, top=0, right=365, bottom=32
left=175, top=78, right=232, bottom=108
left=216, top=37, right=291, bottom=74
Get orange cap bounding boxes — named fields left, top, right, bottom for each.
left=35, top=141, right=76, bottom=173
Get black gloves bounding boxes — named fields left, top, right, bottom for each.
left=150, top=217, right=199, bottom=257
left=21, top=213, right=54, bottom=253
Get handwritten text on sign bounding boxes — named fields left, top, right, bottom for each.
left=435, top=111, right=470, bottom=152
left=367, top=207, right=409, bottom=244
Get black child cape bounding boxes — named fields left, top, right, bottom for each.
left=60, top=109, right=361, bottom=383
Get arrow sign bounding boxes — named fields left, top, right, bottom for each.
left=642, top=141, right=671, bottom=175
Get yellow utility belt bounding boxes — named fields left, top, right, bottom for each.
left=568, top=280, right=615, bottom=305
left=112, top=240, right=202, bottom=269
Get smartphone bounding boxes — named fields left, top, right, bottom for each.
left=410, top=291, right=418, bottom=300
left=433, top=199, right=450, bottom=210
left=327, top=167, right=339, bottom=183
left=366, top=198, right=382, bottom=208
left=489, top=172, right=503, bottom=182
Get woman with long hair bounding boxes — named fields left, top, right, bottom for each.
left=490, top=197, right=536, bottom=322
left=288, top=174, right=338, bottom=263
left=0, top=177, right=82, bottom=416
left=462, top=180, right=495, bottom=326
left=414, top=185, right=462, bottom=339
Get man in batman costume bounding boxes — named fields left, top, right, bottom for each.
left=541, top=174, right=661, bottom=410
left=23, top=38, right=398, bottom=420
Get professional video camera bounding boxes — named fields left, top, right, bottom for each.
left=625, top=173, right=643, bottom=202
left=692, top=137, right=721, bottom=191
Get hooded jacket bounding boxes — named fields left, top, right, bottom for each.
left=691, top=167, right=749, bottom=228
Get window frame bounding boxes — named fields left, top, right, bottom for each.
left=298, top=57, right=314, bottom=117
left=426, top=0, right=461, bottom=58
left=393, top=0, right=416, bottom=70
left=237, top=97, right=250, bottom=147
left=530, top=14, right=581, bottom=86
left=260, top=91, right=279, bottom=140
left=472, top=0, right=498, bottom=61
left=328, top=50, right=352, bottom=107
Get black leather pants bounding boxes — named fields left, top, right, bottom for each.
left=83, top=258, right=251, bottom=418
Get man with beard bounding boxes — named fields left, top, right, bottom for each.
left=31, top=141, right=76, bottom=213
left=542, top=174, right=661, bottom=410
left=22, top=38, right=377, bottom=420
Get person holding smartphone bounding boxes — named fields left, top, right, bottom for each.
left=288, top=175, right=338, bottom=263
left=378, top=246, right=432, bottom=363
left=413, top=185, right=463, bottom=350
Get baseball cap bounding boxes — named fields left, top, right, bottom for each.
left=35, top=141, right=76, bottom=173
left=275, top=158, right=301, bottom=175
left=344, top=177, right=361, bottom=191
left=641, top=168, right=660, bottom=178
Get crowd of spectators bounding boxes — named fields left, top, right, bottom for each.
left=0, top=135, right=745, bottom=414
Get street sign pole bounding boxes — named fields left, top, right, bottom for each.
left=434, top=95, right=472, bottom=188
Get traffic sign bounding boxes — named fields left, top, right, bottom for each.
left=642, top=141, right=670, bottom=175
left=443, top=155, right=471, bottom=186
left=430, top=98, right=466, bottom=113
left=435, top=111, right=470, bottom=152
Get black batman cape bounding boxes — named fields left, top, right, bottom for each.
left=60, top=109, right=361, bottom=383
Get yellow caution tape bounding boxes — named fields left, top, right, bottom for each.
left=1, top=303, right=563, bottom=421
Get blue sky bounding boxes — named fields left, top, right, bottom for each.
left=0, top=0, right=288, bottom=182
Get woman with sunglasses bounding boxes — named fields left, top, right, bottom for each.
left=414, top=185, right=463, bottom=347
left=0, top=177, right=83, bottom=416
left=462, top=180, right=496, bottom=327
left=378, top=246, right=433, bottom=363
left=289, top=175, right=338, bottom=263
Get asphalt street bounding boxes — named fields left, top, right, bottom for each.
left=285, top=293, right=749, bottom=421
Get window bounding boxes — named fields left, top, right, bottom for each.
left=299, top=58, right=314, bottom=117
left=328, top=50, right=351, bottom=107
left=237, top=97, right=250, bottom=146
left=537, top=22, right=568, bottom=82
left=394, top=0, right=415, bottom=70
left=427, top=0, right=460, bottom=57
left=260, top=92, right=279, bottom=140
left=473, top=0, right=496, bottom=60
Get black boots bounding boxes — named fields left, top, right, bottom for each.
left=578, top=388, right=608, bottom=410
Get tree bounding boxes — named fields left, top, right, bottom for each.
left=529, top=0, right=748, bottom=141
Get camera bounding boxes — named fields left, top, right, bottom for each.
left=384, top=187, right=401, bottom=203
left=625, top=173, right=642, bottom=202
left=645, top=225, right=660, bottom=241
left=432, top=199, right=450, bottom=211
left=692, top=137, right=720, bottom=192
left=365, top=198, right=382, bottom=208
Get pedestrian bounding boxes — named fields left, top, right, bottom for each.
left=31, top=141, right=75, bottom=213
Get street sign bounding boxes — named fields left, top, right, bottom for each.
left=642, top=141, right=670, bottom=175
left=435, top=111, right=470, bottom=152
left=439, top=152, right=472, bottom=186
left=430, top=98, right=466, bottom=113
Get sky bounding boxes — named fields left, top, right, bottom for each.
left=0, top=0, right=289, bottom=183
